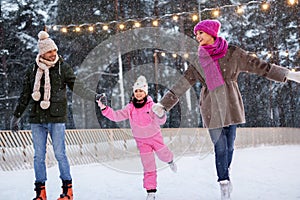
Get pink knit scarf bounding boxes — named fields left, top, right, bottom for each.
left=198, top=37, right=228, bottom=91
left=32, top=54, right=59, bottom=109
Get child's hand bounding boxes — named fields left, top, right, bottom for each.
left=152, top=103, right=166, bottom=118
left=96, top=93, right=107, bottom=110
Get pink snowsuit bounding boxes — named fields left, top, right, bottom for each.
left=102, top=96, right=174, bottom=190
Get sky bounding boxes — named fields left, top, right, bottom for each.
left=1, top=145, right=300, bottom=200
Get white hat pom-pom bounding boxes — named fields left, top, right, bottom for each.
left=32, top=91, right=41, bottom=101
left=137, top=75, right=147, bottom=83
left=38, top=31, right=49, bottom=40
left=40, top=101, right=50, bottom=109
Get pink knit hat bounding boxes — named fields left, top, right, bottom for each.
left=38, top=31, right=58, bottom=55
left=193, top=19, right=221, bottom=37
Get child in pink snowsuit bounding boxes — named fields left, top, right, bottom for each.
left=97, top=75, right=177, bottom=200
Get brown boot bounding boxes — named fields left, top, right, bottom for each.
left=57, top=180, right=73, bottom=200
left=33, top=182, right=47, bottom=200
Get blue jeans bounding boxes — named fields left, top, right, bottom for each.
left=209, top=125, right=236, bottom=182
left=31, top=123, right=71, bottom=183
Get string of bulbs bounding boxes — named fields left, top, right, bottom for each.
left=45, top=0, right=299, bottom=62
left=46, top=0, right=298, bottom=33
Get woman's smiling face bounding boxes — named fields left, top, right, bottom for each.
left=195, top=30, right=215, bottom=46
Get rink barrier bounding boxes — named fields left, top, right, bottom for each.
left=0, top=127, right=299, bottom=171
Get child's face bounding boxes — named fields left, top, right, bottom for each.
left=134, top=89, right=146, bottom=100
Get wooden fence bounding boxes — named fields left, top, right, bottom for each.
left=0, top=128, right=299, bottom=171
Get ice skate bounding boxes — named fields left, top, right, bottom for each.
left=146, top=192, right=156, bottom=200
left=228, top=180, right=233, bottom=193
left=57, top=180, right=73, bottom=200
left=219, top=180, right=231, bottom=200
left=228, top=168, right=233, bottom=193
left=33, top=182, right=47, bottom=200
left=168, top=160, right=177, bottom=173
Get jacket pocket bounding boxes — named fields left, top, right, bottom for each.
left=50, top=102, right=67, bottom=117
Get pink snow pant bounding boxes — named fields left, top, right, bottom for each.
left=135, top=133, right=174, bottom=190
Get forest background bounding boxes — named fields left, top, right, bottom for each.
left=1, top=0, right=300, bottom=130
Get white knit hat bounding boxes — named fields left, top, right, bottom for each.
left=38, top=31, right=58, bottom=55
left=133, top=76, right=148, bottom=95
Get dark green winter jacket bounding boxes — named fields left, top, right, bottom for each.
left=13, top=56, right=96, bottom=123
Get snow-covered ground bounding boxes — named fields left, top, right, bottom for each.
left=1, top=145, right=300, bottom=200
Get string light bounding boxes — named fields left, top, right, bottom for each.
left=150, top=49, right=296, bottom=63
left=47, top=1, right=298, bottom=33
left=50, top=4, right=299, bottom=62
left=152, top=19, right=159, bottom=27
left=247, top=49, right=297, bottom=59
left=119, top=23, right=125, bottom=30
left=172, top=15, right=179, bottom=21
left=75, top=27, right=80, bottom=32
left=287, top=0, right=298, bottom=6
left=267, top=52, right=272, bottom=58
left=52, top=25, right=58, bottom=31
left=251, top=53, right=258, bottom=57
left=102, top=25, right=109, bottom=31
left=88, top=26, right=94, bottom=32
left=134, top=22, right=141, bottom=28
left=192, top=14, right=199, bottom=22
left=236, top=6, right=245, bottom=15
left=61, top=27, right=67, bottom=33
left=149, top=48, right=298, bottom=74
left=211, top=8, right=221, bottom=18
left=261, top=1, right=271, bottom=11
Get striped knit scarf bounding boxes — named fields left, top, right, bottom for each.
left=32, top=54, right=59, bottom=109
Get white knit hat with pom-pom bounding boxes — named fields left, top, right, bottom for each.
left=133, top=75, right=148, bottom=95
left=38, top=31, right=58, bottom=55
